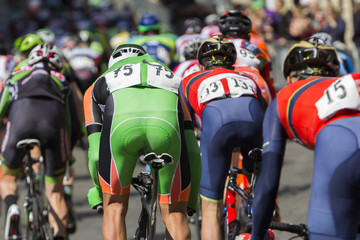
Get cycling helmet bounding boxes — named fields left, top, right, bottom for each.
left=283, top=40, right=340, bottom=79
left=184, top=38, right=202, bottom=60
left=138, top=14, right=160, bottom=33
left=219, top=10, right=252, bottom=40
left=108, top=43, right=146, bottom=68
left=77, top=30, right=93, bottom=44
left=308, top=32, right=333, bottom=47
left=28, top=43, right=65, bottom=71
left=19, top=33, right=44, bottom=54
left=204, top=13, right=219, bottom=26
left=197, top=35, right=237, bottom=69
left=183, top=17, right=202, bottom=34
left=36, top=28, right=56, bottom=44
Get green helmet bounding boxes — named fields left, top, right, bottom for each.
left=19, top=33, right=44, bottom=54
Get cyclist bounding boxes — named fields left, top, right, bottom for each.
left=62, top=29, right=104, bottom=94
left=308, top=32, right=355, bottom=75
left=0, top=38, right=17, bottom=89
left=179, top=35, right=266, bottom=240
left=129, top=13, right=178, bottom=69
left=12, top=31, right=82, bottom=234
left=13, top=33, right=44, bottom=69
left=173, top=38, right=202, bottom=78
left=84, top=43, right=193, bottom=240
left=36, top=28, right=56, bottom=44
left=0, top=43, right=69, bottom=240
left=176, top=17, right=202, bottom=63
left=251, top=38, right=360, bottom=240
left=219, top=10, right=276, bottom=99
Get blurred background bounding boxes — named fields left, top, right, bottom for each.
left=1, top=0, right=359, bottom=90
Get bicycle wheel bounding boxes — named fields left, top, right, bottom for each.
left=221, top=209, right=241, bottom=240
left=134, top=207, right=149, bottom=240
left=25, top=208, right=37, bottom=240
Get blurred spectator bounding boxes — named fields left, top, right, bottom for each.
left=353, top=3, right=360, bottom=48
left=272, top=0, right=293, bottom=45
left=320, top=4, right=346, bottom=43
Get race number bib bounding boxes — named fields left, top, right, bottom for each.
left=316, top=74, right=360, bottom=121
left=105, top=62, right=180, bottom=94
left=198, top=74, right=255, bottom=104
left=105, top=63, right=141, bottom=93
left=146, top=60, right=180, bottom=93
left=235, top=48, right=260, bottom=69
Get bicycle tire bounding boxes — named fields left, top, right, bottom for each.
left=25, top=208, right=37, bottom=240
left=133, top=207, right=148, bottom=240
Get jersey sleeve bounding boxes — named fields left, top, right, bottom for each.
left=83, top=77, right=108, bottom=191
left=0, top=83, right=11, bottom=120
left=83, top=77, right=107, bottom=136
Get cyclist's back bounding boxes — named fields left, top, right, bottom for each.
left=219, top=10, right=276, bottom=99
left=251, top=39, right=360, bottom=240
left=84, top=43, right=191, bottom=240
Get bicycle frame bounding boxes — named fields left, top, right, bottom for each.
left=17, top=139, right=51, bottom=240
left=132, top=152, right=173, bottom=240
left=223, top=148, right=308, bottom=240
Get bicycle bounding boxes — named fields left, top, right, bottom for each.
left=16, top=138, right=51, bottom=240
left=222, top=148, right=309, bottom=240
left=131, top=152, right=173, bottom=240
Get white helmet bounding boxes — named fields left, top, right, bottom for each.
left=108, top=43, right=146, bottom=68
left=28, top=43, right=65, bottom=71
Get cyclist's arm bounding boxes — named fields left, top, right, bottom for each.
left=251, top=99, right=287, bottom=240
left=0, top=83, right=11, bottom=120
left=179, top=93, right=201, bottom=212
left=83, top=79, right=106, bottom=191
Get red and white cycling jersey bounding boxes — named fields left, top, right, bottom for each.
left=173, top=59, right=202, bottom=79
left=175, top=33, right=201, bottom=63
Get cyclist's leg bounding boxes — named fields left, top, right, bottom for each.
left=98, top=93, right=141, bottom=240
left=0, top=101, right=33, bottom=238
left=40, top=100, right=69, bottom=238
left=141, top=95, right=190, bottom=239
left=199, top=97, right=264, bottom=240
left=309, top=119, right=360, bottom=239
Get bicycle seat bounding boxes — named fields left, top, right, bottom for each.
left=142, top=152, right=173, bottom=169
left=248, top=148, right=262, bottom=162
left=16, top=139, right=40, bottom=150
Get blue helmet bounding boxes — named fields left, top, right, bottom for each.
left=138, top=14, right=160, bottom=33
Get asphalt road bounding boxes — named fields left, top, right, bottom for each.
left=0, top=140, right=313, bottom=240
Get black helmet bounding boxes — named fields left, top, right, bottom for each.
left=184, top=38, right=202, bottom=60
left=219, top=10, right=252, bottom=40
left=283, top=40, right=340, bottom=79
left=197, top=35, right=237, bottom=69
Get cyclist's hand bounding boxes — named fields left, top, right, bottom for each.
left=87, top=187, right=103, bottom=209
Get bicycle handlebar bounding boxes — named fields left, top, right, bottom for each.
left=95, top=204, right=103, bottom=214
left=269, top=222, right=308, bottom=238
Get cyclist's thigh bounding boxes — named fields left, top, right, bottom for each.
left=309, top=117, right=360, bottom=239
left=99, top=88, right=183, bottom=202
left=199, top=97, right=264, bottom=200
